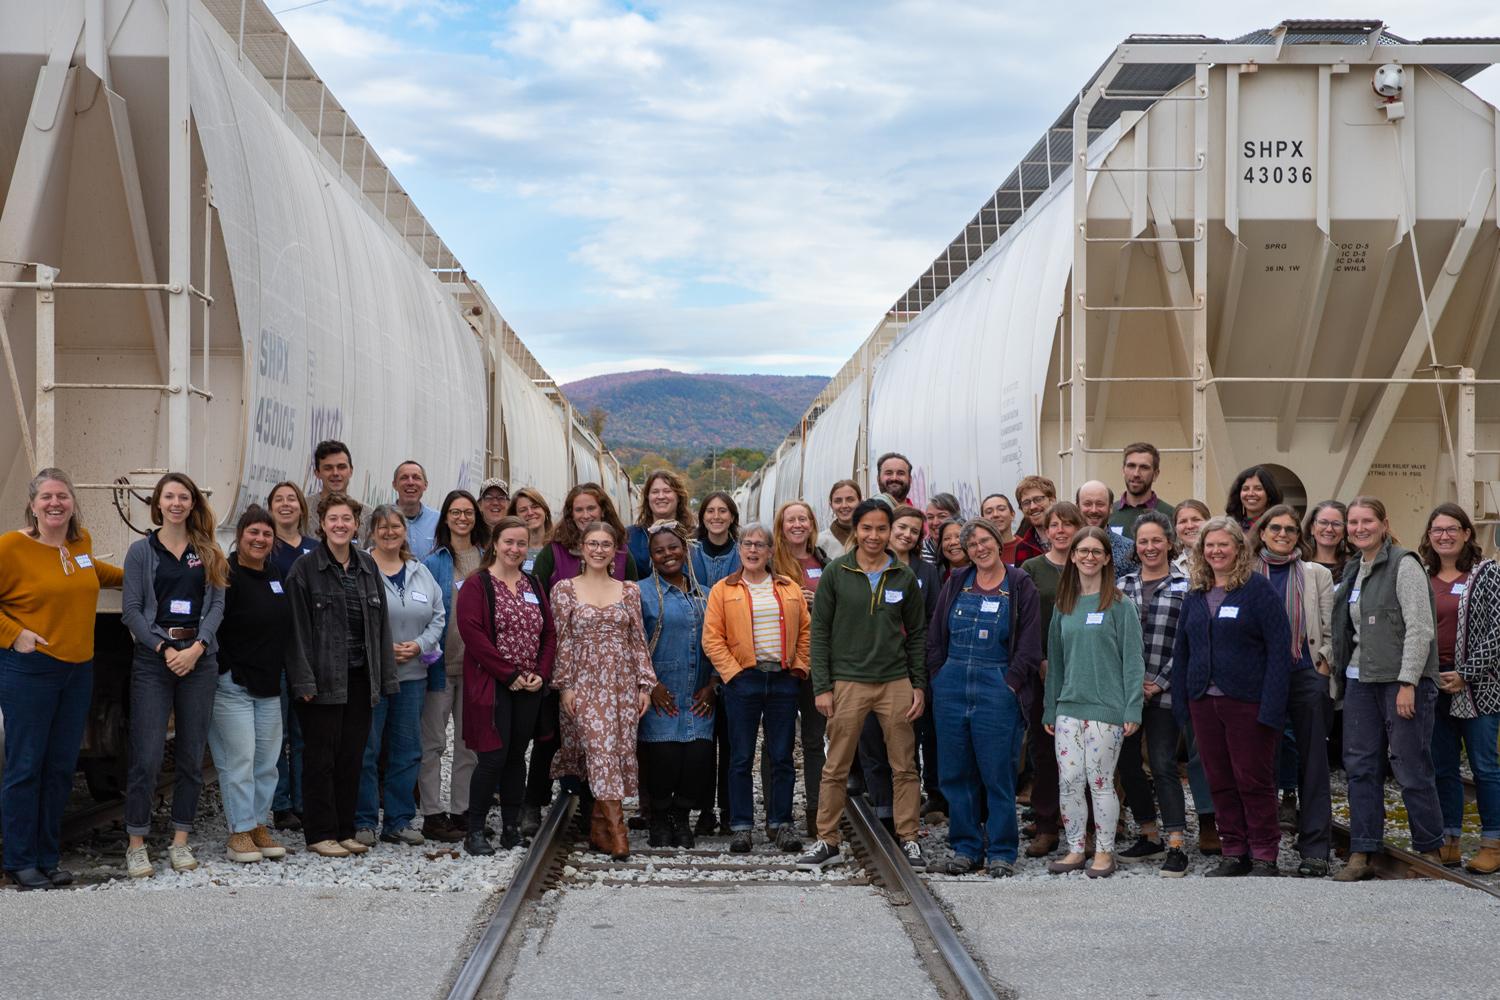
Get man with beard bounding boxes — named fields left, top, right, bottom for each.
left=876, top=453, right=913, bottom=504
left=1107, top=443, right=1174, bottom=533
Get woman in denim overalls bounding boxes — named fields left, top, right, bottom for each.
left=925, top=518, right=1042, bottom=877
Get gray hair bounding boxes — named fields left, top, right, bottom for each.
left=1130, top=510, right=1177, bottom=557
left=929, top=492, right=961, bottom=515
left=367, top=503, right=413, bottom=563
left=958, top=517, right=1005, bottom=554
left=739, top=521, right=773, bottom=547
left=25, top=467, right=84, bottom=542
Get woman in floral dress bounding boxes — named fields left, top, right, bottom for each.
left=551, top=521, right=657, bottom=859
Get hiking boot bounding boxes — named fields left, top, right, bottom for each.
left=671, top=809, right=696, bottom=850
left=694, top=809, right=717, bottom=837
left=43, top=867, right=74, bottom=887
left=1278, top=791, right=1298, bottom=828
left=126, top=845, right=154, bottom=879
left=796, top=840, right=843, bottom=871
left=307, top=839, right=352, bottom=858
left=1197, top=813, right=1221, bottom=856
left=647, top=813, right=671, bottom=848
left=353, top=829, right=377, bottom=847
left=167, top=844, right=200, bottom=872
left=1249, top=858, right=1280, bottom=877
left=1332, top=852, right=1375, bottom=882
left=1204, top=855, right=1252, bottom=877
left=935, top=855, right=975, bottom=875
left=1467, top=839, right=1500, bottom=875
left=773, top=824, right=802, bottom=854
left=1296, top=857, right=1330, bottom=878
left=225, top=832, right=263, bottom=864
left=250, top=825, right=287, bottom=858
left=1025, top=832, right=1059, bottom=858
left=1117, top=835, right=1165, bottom=863
left=499, top=826, right=526, bottom=850
left=730, top=830, right=754, bottom=854
left=901, top=840, right=926, bottom=870
left=1160, top=847, right=1189, bottom=878
left=518, top=805, right=542, bottom=839
left=1438, top=838, right=1463, bottom=868
left=987, top=860, right=1017, bottom=878
left=465, top=831, right=496, bottom=856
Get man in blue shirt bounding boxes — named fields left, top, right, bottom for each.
left=393, top=461, right=439, bottom=561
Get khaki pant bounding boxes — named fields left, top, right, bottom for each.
left=815, top=678, right=920, bottom=845
left=419, top=678, right=475, bottom=816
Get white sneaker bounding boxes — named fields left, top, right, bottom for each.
left=126, top=845, right=154, bottom=879
left=168, top=843, right=200, bottom=872
left=353, top=828, right=378, bottom=847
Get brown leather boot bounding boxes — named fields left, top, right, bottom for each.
left=1467, top=839, right=1500, bottom=874
left=588, top=801, right=611, bottom=855
left=1198, top=813, right=1222, bottom=856
left=1438, top=837, right=1463, bottom=868
left=1333, top=852, right=1375, bottom=881
left=1025, top=832, right=1059, bottom=858
left=600, top=800, right=630, bottom=860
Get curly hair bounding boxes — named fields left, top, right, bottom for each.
left=1190, top=516, right=1253, bottom=592
left=554, top=483, right=627, bottom=551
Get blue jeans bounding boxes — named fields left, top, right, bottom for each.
left=206, top=672, right=283, bottom=833
left=1432, top=705, right=1500, bottom=839
left=0, top=649, right=92, bottom=872
left=273, top=676, right=303, bottom=814
left=722, top=669, right=799, bottom=831
left=125, top=646, right=218, bottom=837
left=1342, top=676, right=1444, bottom=853
left=355, top=678, right=426, bottom=832
left=934, top=660, right=1025, bottom=863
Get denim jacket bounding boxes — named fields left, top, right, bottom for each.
left=690, top=539, right=741, bottom=591
left=421, top=546, right=459, bottom=691
left=638, top=572, right=715, bottom=743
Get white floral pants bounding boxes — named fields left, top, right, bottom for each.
left=1054, top=714, right=1126, bottom=855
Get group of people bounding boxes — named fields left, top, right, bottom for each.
left=1, top=439, right=1497, bottom=889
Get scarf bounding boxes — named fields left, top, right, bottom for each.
left=1256, top=549, right=1307, bottom=661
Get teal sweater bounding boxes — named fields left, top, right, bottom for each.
left=1043, top=592, right=1145, bottom=726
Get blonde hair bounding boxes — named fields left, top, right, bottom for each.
left=1190, top=516, right=1253, bottom=592
left=25, top=467, right=84, bottom=542
left=772, top=500, right=821, bottom=581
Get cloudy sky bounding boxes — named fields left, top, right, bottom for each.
left=279, top=1, right=1500, bottom=384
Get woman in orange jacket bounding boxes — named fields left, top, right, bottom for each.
left=703, top=522, right=810, bottom=854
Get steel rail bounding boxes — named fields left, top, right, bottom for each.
left=445, top=791, right=577, bottom=1000
left=845, top=795, right=1000, bottom=1000
left=1329, top=819, right=1500, bottom=899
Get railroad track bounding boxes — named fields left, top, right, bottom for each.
left=1323, top=818, right=1500, bottom=898
left=446, top=792, right=1003, bottom=1000
left=58, top=764, right=218, bottom=847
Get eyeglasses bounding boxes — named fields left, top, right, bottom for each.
left=1429, top=526, right=1464, bottom=538
left=480, top=495, right=506, bottom=505
left=448, top=510, right=476, bottom=520
left=1018, top=495, right=1051, bottom=510
left=1265, top=524, right=1300, bottom=535
left=58, top=546, right=76, bottom=576
left=1313, top=519, right=1343, bottom=530
left=583, top=540, right=615, bottom=551
left=1074, top=547, right=1107, bottom=559
left=740, top=540, right=769, bottom=550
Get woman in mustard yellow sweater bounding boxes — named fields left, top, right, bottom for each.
left=0, top=468, right=123, bottom=890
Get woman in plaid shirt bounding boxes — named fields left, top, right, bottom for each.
left=1118, top=511, right=1194, bottom=877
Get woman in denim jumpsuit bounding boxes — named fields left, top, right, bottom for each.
left=925, top=518, right=1042, bottom=876
left=639, top=523, right=716, bottom=848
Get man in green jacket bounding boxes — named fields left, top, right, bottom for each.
left=797, top=500, right=928, bottom=871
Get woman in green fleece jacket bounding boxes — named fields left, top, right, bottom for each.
left=1043, top=527, right=1145, bottom=878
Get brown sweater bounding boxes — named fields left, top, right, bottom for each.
left=0, top=529, right=124, bottom=662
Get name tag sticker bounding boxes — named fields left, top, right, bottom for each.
left=453, top=579, right=464, bottom=591
left=1368, top=615, right=1377, bottom=625
left=1085, top=612, right=1105, bottom=625
left=524, top=591, right=540, bottom=605
left=980, top=599, right=1001, bottom=614
left=884, top=589, right=903, bottom=604
left=1452, top=582, right=1467, bottom=595
left=269, top=580, right=284, bottom=595
left=1218, top=605, right=1239, bottom=619
left=978, top=629, right=989, bottom=640
left=523, top=558, right=535, bottom=573
left=806, top=567, right=823, bottom=580
left=75, top=553, right=93, bottom=568
left=1110, top=525, right=1124, bottom=536
left=169, top=599, right=193, bottom=615
left=1348, top=588, right=1360, bottom=604
left=1170, top=580, right=1189, bottom=592
left=411, top=591, right=430, bottom=604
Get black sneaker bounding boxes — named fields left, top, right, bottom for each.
left=1297, top=857, right=1330, bottom=878
left=987, top=860, right=1017, bottom=878
left=1204, top=855, right=1252, bottom=877
left=729, top=830, right=753, bottom=854
left=1160, top=847, right=1189, bottom=878
left=773, top=824, right=803, bottom=854
left=901, top=840, right=926, bottom=871
left=935, top=855, right=975, bottom=875
left=273, top=809, right=302, bottom=832
left=464, top=831, right=495, bottom=857
left=1117, top=835, right=1166, bottom=863
left=1249, top=858, right=1281, bottom=877
left=796, top=840, right=842, bottom=871
left=694, top=810, right=717, bottom=837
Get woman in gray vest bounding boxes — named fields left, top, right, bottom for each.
left=1330, top=496, right=1445, bottom=881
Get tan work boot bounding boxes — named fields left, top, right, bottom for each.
left=1333, top=852, right=1375, bottom=881
left=1466, top=839, right=1500, bottom=874
left=250, top=825, right=288, bottom=859
left=1025, top=832, right=1059, bottom=857
left=1198, top=813, right=1222, bottom=856
left=1438, top=836, right=1463, bottom=867
left=226, top=832, right=263, bottom=864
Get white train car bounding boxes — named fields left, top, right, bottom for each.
left=755, top=22, right=1500, bottom=545
left=0, top=0, right=630, bottom=789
